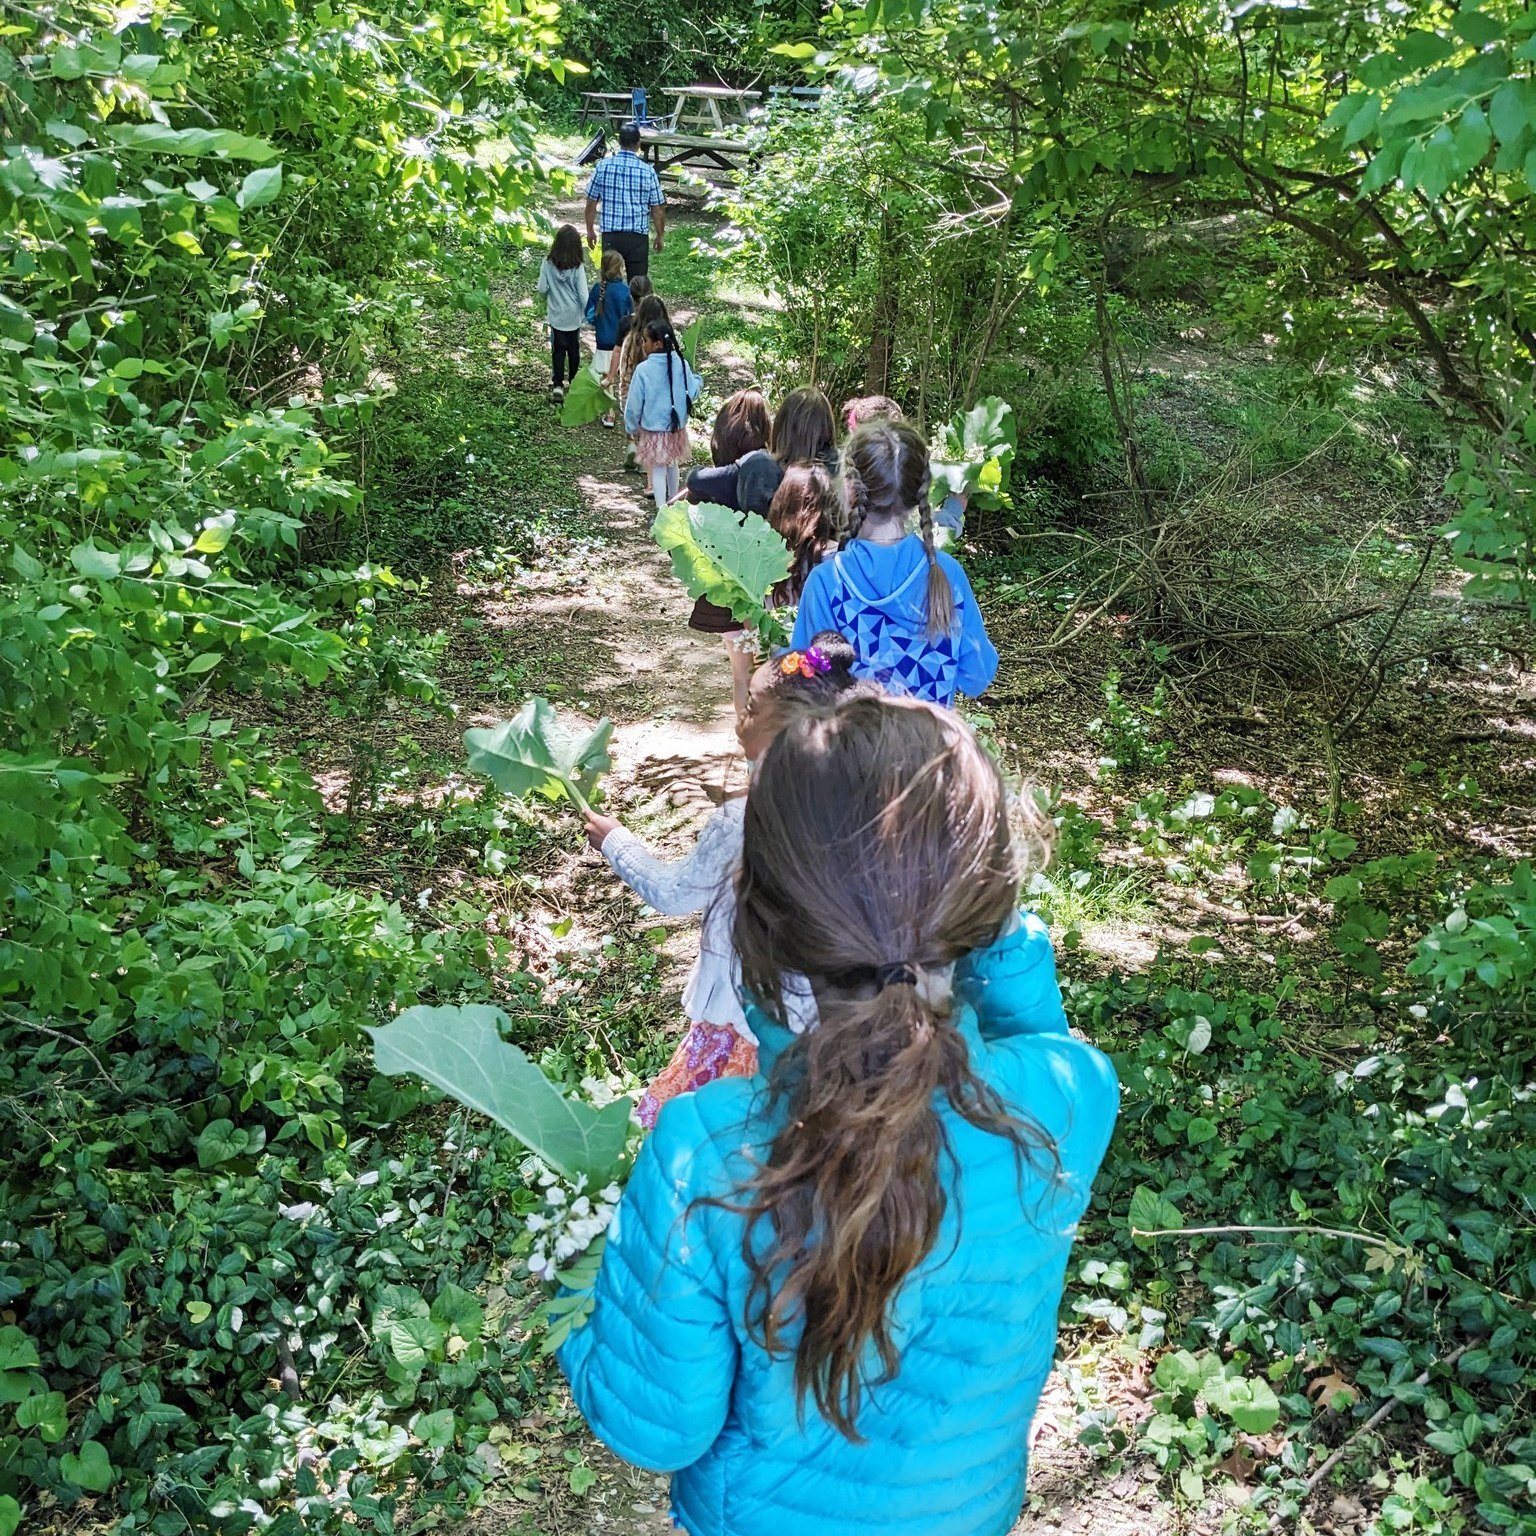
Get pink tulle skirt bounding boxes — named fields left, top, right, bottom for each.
left=634, top=427, right=690, bottom=468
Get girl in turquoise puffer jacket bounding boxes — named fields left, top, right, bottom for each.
left=559, top=695, right=1119, bottom=1536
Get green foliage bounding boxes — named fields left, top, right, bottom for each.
left=1087, top=668, right=1174, bottom=774
left=561, top=368, right=616, bottom=427
left=807, top=0, right=1536, bottom=608
left=367, top=1005, right=633, bottom=1184
left=651, top=499, right=792, bottom=643
left=464, top=699, right=615, bottom=816
left=1411, top=861, right=1536, bottom=1014
left=0, top=0, right=575, bottom=1524
left=548, top=0, right=797, bottom=91
left=929, top=395, right=1016, bottom=510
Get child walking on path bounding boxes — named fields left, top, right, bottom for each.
left=535, top=225, right=589, bottom=401
left=583, top=634, right=874, bottom=1129
left=623, top=318, right=702, bottom=508
left=585, top=250, right=632, bottom=382
left=560, top=694, right=1117, bottom=1536
left=791, top=420, right=998, bottom=705
left=605, top=289, right=664, bottom=446
left=685, top=389, right=774, bottom=719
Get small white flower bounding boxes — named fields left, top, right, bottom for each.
left=415, top=888, right=432, bottom=910
left=465, top=452, right=476, bottom=464
left=525, top=1213, right=548, bottom=1233
left=572, top=1174, right=589, bottom=1193
left=554, top=1234, right=579, bottom=1262
left=546, top=1186, right=567, bottom=1206
left=601, top=1183, right=622, bottom=1205
left=570, top=1195, right=591, bottom=1219
left=1408, top=1004, right=1428, bottom=1020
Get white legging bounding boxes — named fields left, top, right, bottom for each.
left=649, top=463, right=680, bottom=507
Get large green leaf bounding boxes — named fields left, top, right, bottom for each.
left=651, top=500, right=790, bottom=644
left=366, top=1005, right=632, bottom=1183
left=929, top=395, right=1016, bottom=511
left=103, top=123, right=278, bottom=161
left=560, top=367, right=614, bottom=426
left=679, top=316, right=704, bottom=371
left=463, top=698, right=612, bottom=814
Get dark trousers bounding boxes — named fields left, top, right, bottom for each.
left=602, top=228, right=650, bottom=281
left=550, top=327, right=580, bottom=387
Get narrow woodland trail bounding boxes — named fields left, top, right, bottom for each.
left=441, top=279, right=1178, bottom=1535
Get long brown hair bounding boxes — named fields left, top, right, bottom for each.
left=766, top=462, right=836, bottom=606
left=769, top=386, right=836, bottom=466
left=711, top=389, right=771, bottom=466
left=549, top=223, right=583, bottom=271
left=840, top=420, right=954, bottom=640
left=728, top=696, right=1058, bottom=1438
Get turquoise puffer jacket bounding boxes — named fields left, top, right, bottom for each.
left=558, top=913, right=1118, bottom=1536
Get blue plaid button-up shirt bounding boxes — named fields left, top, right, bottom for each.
left=584, top=150, right=664, bottom=234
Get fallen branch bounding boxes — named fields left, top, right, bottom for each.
left=1132, top=1222, right=1403, bottom=1255
left=1265, top=1343, right=1470, bottom=1531
left=1, top=1010, right=118, bottom=1090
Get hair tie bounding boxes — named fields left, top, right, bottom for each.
left=875, top=962, right=917, bottom=991
left=778, top=647, right=832, bottom=681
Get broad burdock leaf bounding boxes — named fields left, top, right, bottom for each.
left=929, top=395, right=1016, bottom=510
left=366, top=1005, right=632, bottom=1183
left=651, top=500, right=790, bottom=644
left=464, top=698, right=612, bottom=814
left=560, top=367, right=614, bottom=426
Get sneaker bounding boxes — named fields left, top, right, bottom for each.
left=549, top=385, right=562, bottom=403
left=601, top=412, right=615, bottom=429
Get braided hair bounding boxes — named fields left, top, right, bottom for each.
left=838, top=421, right=955, bottom=640
left=596, top=249, right=626, bottom=320
left=642, top=318, right=686, bottom=432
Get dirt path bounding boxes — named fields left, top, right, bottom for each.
left=438, top=278, right=1178, bottom=1536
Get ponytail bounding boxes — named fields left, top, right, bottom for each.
left=666, top=345, right=681, bottom=433
left=736, top=983, right=961, bottom=1438
left=841, top=421, right=955, bottom=638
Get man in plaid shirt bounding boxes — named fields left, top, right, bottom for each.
left=584, top=122, right=666, bottom=280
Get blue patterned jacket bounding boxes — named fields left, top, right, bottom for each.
left=790, top=534, right=998, bottom=705
left=558, top=913, right=1118, bottom=1536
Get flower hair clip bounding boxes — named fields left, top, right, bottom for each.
left=778, top=646, right=832, bottom=681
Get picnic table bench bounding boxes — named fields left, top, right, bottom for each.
left=578, top=91, right=642, bottom=130
left=767, top=85, right=825, bottom=107
left=640, top=128, right=751, bottom=182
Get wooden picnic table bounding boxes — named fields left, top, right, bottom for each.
left=661, top=85, right=761, bottom=133
left=641, top=128, right=751, bottom=182
left=579, top=91, right=642, bottom=130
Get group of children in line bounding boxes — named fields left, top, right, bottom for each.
left=537, top=216, right=1118, bottom=1536
left=538, top=223, right=702, bottom=508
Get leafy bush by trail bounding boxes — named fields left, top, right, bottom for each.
left=0, top=0, right=572, bottom=1525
